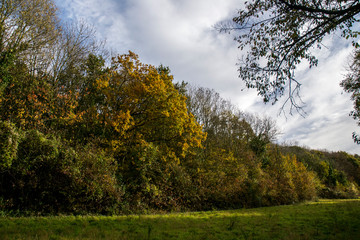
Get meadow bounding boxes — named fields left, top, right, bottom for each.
left=1, top=199, right=360, bottom=240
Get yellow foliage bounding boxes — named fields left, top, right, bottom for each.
left=87, top=51, right=206, bottom=164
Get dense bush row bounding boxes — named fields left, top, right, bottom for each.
left=0, top=118, right=322, bottom=215
left=279, top=145, right=360, bottom=199
left=0, top=121, right=122, bottom=214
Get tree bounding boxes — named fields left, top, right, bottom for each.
left=78, top=52, right=206, bottom=163
left=263, top=148, right=317, bottom=205
left=86, top=52, right=206, bottom=209
left=219, top=0, right=360, bottom=113
left=243, top=113, right=280, bottom=143
left=185, top=85, right=280, bottom=158
left=0, top=0, right=60, bottom=130
left=0, top=64, right=53, bottom=131
left=0, top=0, right=60, bottom=79
left=48, top=20, right=108, bottom=84
left=0, top=2, right=106, bottom=132
left=341, top=49, right=360, bottom=143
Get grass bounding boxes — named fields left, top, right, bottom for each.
left=1, top=199, right=360, bottom=239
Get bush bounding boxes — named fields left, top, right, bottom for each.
left=0, top=128, right=123, bottom=215
left=0, top=121, right=20, bottom=169
left=69, top=144, right=123, bottom=214
left=262, top=149, right=317, bottom=206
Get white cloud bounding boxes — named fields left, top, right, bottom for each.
left=56, top=0, right=130, bottom=49
left=54, top=0, right=360, bottom=154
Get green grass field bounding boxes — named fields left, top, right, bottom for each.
left=1, top=199, right=360, bottom=240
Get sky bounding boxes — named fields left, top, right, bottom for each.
left=54, top=0, right=360, bottom=154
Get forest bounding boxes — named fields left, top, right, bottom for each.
left=0, top=0, right=360, bottom=216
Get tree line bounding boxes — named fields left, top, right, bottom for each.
left=0, top=0, right=359, bottom=215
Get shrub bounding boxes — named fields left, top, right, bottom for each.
left=262, top=149, right=317, bottom=206
left=0, top=121, right=20, bottom=169
left=69, top=144, right=123, bottom=214
left=0, top=129, right=123, bottom=215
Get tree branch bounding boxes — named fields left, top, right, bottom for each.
left=278, top=0, right=360, bottom=16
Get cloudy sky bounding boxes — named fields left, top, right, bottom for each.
left=55, top=0, right=360, bottom=154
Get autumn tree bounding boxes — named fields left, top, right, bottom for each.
left=0, top=1, right=110, bottom=134
left=0, top=0, right=61, bottom=131
left=218, top=0, right=360, bottom=112
left=91, top=52, right=205, bottom=159
left=0, top=64, right=53, bottom=131
left=262, top=148, right=317, bottom=205
left=62, top=52, right=206, bottom=208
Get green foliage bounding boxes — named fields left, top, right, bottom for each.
left=119, top=142, right=200, bottom=212
left=0, top=127, right=123, bottom=215
left=191, top=149, right=250, bottom=210
left=68, top=144, right=123, bottom=214
left=0, top=121, right=19, bottom=169
left=249, top=135, right=268, bottom=158
left=0, top=50, right=16, bottom=97
left=279, top=145, right=360, bottom=199
left=52, top=53, right=109, bottom=143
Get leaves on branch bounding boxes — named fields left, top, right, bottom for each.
left=217, top=0, right=360, bottom=114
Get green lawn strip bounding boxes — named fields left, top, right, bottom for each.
left=1, top=199, right=360, bottom=240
